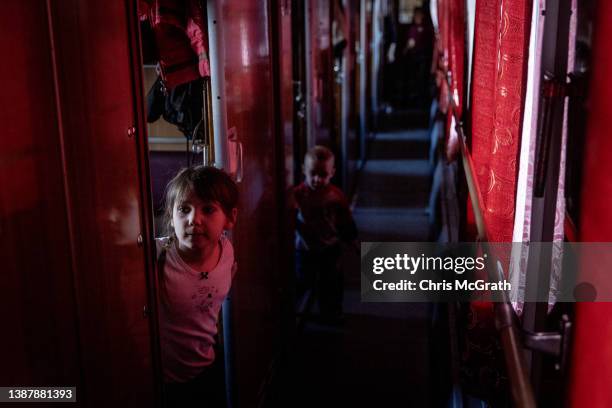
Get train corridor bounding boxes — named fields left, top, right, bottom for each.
left=274, top=109, right=434, bottom=407
left=5, top=0, right=611, bottom=406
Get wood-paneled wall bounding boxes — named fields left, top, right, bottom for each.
left=0, top=1, right=158, bottom=405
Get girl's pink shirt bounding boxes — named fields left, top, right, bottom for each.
left=156, top=235, right=235, bottom=383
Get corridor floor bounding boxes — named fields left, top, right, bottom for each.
left=276, top=110, right=434, bottom=407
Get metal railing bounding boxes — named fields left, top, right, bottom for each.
left=443, top=73, right=537, bottom=408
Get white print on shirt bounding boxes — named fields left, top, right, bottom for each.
left=192, top=284, right=220, bottom=314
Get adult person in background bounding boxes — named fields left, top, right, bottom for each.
left=402, top=7, right=434, bottom=108
left=381, top=6, right=398, bottom=112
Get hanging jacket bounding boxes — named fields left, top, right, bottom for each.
left=147, top=76, right=203, bottom=139
left=147, top=0, right=210, bottom=89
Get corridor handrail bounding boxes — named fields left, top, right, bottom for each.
left=442, top=72, right=537, bottom=408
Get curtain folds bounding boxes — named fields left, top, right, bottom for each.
left=471, top=0, right=532, bottom=245
left=439, top=0, right=465, bottom=161
left=458, top=0, right=532, bottom=400
left=509, top=0, right=575, bottom=312
left=508, top=0, right=543, bottom=313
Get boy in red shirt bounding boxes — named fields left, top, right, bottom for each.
left=293, top=145, right=358, bottom=322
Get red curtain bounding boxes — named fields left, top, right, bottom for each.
left=470, top=0, right=532, bottom=244
left=570, top=0, right=612, bottom=405
left=448, top=0, right=464, bottom=114
left=457, top=0, right=531, bottom=400
left=435, top=0, right=464, bottom=161
left=443, top=0, right=465, bottom=161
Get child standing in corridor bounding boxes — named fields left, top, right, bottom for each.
left=292, top=145, right=358, bottom=323
left=157, top=166, right=238, bottom=407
